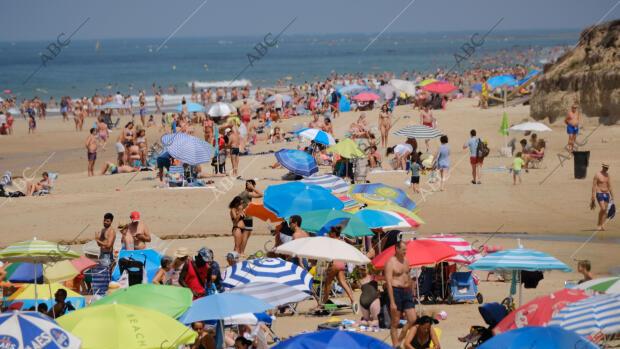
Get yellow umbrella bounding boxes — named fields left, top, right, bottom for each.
left=57, top=303, right=196, bottom=349
left=8, top=283, right=86, bottom=309
left=418, top=79, right=438, bottom=87
left=327, top=138, right=365, bottom=158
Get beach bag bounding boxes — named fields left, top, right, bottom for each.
left=476, top=139, right=490, bottom=158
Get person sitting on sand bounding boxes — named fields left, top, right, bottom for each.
left=26, top=172, right=51, bottom=196
left=153, top=256, right=174, bottom=285
left=577, top=260, right=594, bottom=284
left=368, top=145, right=381, bottom=169
left=349, top=113, right=369, bottom=138
left=404, top=316, right=441, bottom=349
left=101, top=162, right=139, bottom=175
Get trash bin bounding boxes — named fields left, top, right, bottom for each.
left=573, top=151, right=590, bottom=179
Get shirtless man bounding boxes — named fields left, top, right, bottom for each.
left=420, top=105, right=436, bottom=152
left=95, top=213, right=116, bottom=268
left=85, top=128, right=98, bottom=176
left=565, top=104, right=580, bottom=153
left=97, top=114, right=109, bottom=149
left=308, top=113, right=324, bottom=129
left=591, top=163, right=614, bottom=231
left=227, top=127, right=240, bottom=177
left=385, top=240, right=417, bottom=347
left=121, top=211, right=151, bottom=250
left=289, top=215, right=309, bottom=240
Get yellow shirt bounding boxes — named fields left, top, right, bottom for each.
left=513, top=157, right=525, bottom=171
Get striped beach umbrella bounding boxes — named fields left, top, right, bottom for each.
left=426, top=234, right=481, bottom=264
left=224, top=312, right=273, bottom=326
left=301, top=174, right=349, bottom=194
left=350, top=183, right=416, bottom=211
left=549, top=294, right=620, bottom=337
left=295, top=128, right=336, bottom=146
left=227, top=282, right=311, bottom=307
left=275, top=149, right=318, bottom=177
left=576, top=277, right=620, bottom=294
left=393, top=125, right=442, bottom=139
left=468, top=248, right=571, bottom=272
left=0, top=311, right=81, bottom=349
left=161, top=132, right=215, bottom=165
left=0, top=239, right=80, bottom=263
left=222, top=258, right=313, bottom=293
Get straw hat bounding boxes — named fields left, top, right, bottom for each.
left=174, top=247, right=189, bottom=258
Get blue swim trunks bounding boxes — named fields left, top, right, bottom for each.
left=567, top=124, right=579, bottom=135
left=596, top=192, right=610, bottom=203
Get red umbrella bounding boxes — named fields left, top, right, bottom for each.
left=352, top=92, right=380, bottom=102
left=371, top=239, right=456, bottom=269
left=495, top=288, right=589, bottom=333
left=422, top=81, right=457, bottom=94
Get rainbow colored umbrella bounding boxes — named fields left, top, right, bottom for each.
left=350, top=183, right=416, bottom=210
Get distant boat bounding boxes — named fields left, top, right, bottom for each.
left=95, top=40, right=101, bottom=52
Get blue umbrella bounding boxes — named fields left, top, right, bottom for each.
left=549, top=293, right=620, bottom=337
left=222, top=258, right=313, bottom=293
left=176, top=102, right=205, bottom=113
left=264, top=182, right=344, bottom=218
left=518, top=69, right=540, bottom=85
left=179, top=293, right=273, bottom=323
left=479, top=326, right=597, bottom=349
left=295, top=128, right=336, bottom=146
left=6, top=263, right=43, bottom=283
left=0, top=311, right=81, bottom=349
left=487, top=75, right=518, bottom=89
left=275, top=149, right=318, bottom=176
left=337, top=84, right=369, bottom=95
left=354, top=209, right=402, bottom=229
left=272, top=329, right=391, bottom=349
left=111, top=249, right=162, bottom=283
left=161, top=133, right=215, bottom=165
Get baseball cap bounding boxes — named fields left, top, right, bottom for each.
left=226, top=251, right=240, bottom=261
left=130, top=211, right=140, bottom=222
left=198, top=247, right=213, bottom=263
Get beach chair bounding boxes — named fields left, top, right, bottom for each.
left=34, top=172, right=57, bottom=196
left=447, top=271, right=483, bottom=305
left=309, top=262, right=355, bottom=316
left=166, top=165, right=187, bottom=187
left=528, top=151, right=545, bottom=169
left=86, top=264, right=110, bottom=297
left=353, top=158, right=368, bottom=184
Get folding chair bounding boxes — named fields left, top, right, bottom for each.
left=166, top=165, right=187, bottom=187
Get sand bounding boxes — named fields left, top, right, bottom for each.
left=1, top=98, right=619, bottom=347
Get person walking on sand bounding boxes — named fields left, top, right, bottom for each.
left=434, top=135, right=450, bottom=191
left=379, top=104, right=392, bottom=148
left=512, top=152, right=525, bottom=185
left=237, top=179, right=263, bottom=254
left=565, top=104, right=581, bottom=153
left=85, top=128, right=98, bottom=177
left=463, top=129, right=482, bottom=184
left=227, top=126, right=240, bottom=177
left=385, top=240, right=417, bottom=348
left=420, top=105, right=435, bottom=152
left=591, top=162, right=614, bottom=231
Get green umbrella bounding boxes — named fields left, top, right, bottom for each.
left=91, top=284, right=192, bottom=318
left=0, top=238, right=80, bottom=263
left=327, top=138, right=365, bottom=159
left=499, top=112, right=509, bottom=136
left=576, top=277, right=620, bottom=294
left=298, top=209, right=373, bottom=237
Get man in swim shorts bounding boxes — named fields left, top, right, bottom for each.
left=385, top=240, right=417, bottom=347
left=86, top=128, right=98, bottom=176
left=565, top=104, right=580, bottom=152
left=591, top=162, right=614, bottom=231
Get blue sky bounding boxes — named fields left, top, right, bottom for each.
left=1, top=0, right=618, bottom=41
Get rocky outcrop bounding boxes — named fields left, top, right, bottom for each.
left=530, top=19, right=620, bottom=124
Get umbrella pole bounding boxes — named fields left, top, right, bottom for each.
left=518, top=270, right=523, bottom=306
left=34, top=263, right=39, bottom=307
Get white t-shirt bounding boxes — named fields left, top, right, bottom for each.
left=394, top=143, right=413, bottom=156
left=0, top=114, right=6, bottom=125
left=114, top=93, right=123, bottom=105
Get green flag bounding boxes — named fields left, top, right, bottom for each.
left=499, top=112, right=509, bottom=136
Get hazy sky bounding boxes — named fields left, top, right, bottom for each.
left=2, top=0, right=618, bottom=41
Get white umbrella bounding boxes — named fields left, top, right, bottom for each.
left=389, top=79, right=417, bottom=95
left=207, top=102, right=236, bottom=117
left=509, top=122, right=552, bottom=132
left=275, top=237, right=370, bottom=265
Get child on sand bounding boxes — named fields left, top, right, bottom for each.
left=410, top=152, right=422, bottom=193
left=512, top=152, right=524, bottom=185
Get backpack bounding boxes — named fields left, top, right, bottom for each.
left=476, top=138, right=490, bottom=158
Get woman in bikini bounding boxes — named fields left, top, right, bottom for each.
left=229, top=196, right=246, bottom=254
left=378, top=104, right=392, bottom=147
left=135, top=128, right=148, bottom=166
left=404, top=316, right=441, bottom=349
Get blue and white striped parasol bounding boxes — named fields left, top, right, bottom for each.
left=274, top=149, right=318, bottom=177
left=222, top=258, right=313, bottom=294
left=468, top=248, right=571, bottom=272
left=300, top=173, right=349, bottom=194
left=161, top=133, right=215, bottom=165
left=295, top=128, right=336, bottom=145
left=227, top=282, right=311, bottom=307
left=549, top=294, right=620, bottom=336
left=393, top=125, right=442, bottom=139
left=0, top=311, right=81, bottom=349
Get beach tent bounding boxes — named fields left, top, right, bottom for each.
left=111, top=249, right=162, bottom=283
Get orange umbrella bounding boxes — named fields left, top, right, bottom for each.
left=246, top=202, right=282, bottom=223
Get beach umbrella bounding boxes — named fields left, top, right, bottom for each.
left=90, top=284, right=192, bottom=319
left=393, top=125, right=442, bottom=139
left=352, top=92, right=380, bottom=102
left=417, top=78, right=438, bottom=87
left=389, top=79, right=417, bottom=95
left=274, top=149, right=319, bottom=177
left=111, top=249, right=162, bottom=283
left=44, top=256, right=97, bottom=283
left=223, top=312, right=273, bottom=326
left=509, top=121, right=552, bottom=132
left=353, top=209, right=402, bottom=229
left=264, top=182, right=343, bottom=218
left=518, top=69, right=540, bottom=85
left=365, top=204, right=425, bottom=225
left=479, top=326, right=597, bottom=349
left=499, top=112, right=510, bottom=136
left=327, top=138, right=365, bottom=159
left=245, top=202, right=283, bottom=223
left=0, top=239, right=80, bottom=263
left=179, top=293, right=273, bottom=323
left=297, top=209, right=373, bottom=237
left=495, top=289, right=590, bottom=333
left=222, top=258, right=313, bottom=293
left=265, top=94, right=292, bottom=104
left=350, top=183, right=416, bottom=211
left=379, top=84, right=396, bottom=100
left=227, top=282, right=311, bottom=307
left=371, top=239, right=457, bottom=269
left=161, top=132, right=215, bottom=165
left=0, top=311, right=81, bottom=349
left=272, top=329, right=391, bottom=349
left=300, top=174, right=349, bottom=194
left=96, top=102, right=124, bottom=110
left=7, top=283, right=86, bottom=310
left=57, top=303, right=196, bottom=349
left=176, top=102, right=205, bottom=113
left=207, top=102, right=236, bottom=117
left=549, top=293, right=620, bottom=336
left=422, top=81, right=458, bottom=94
left=426, top=234, right=481, bottom=264
left=275, top=237, right=370, bottom=265
left=5, top=263, right=44, bottom=283
left=487, top=75, right=518, bottom=89
left=469, top=248, right=571, bottom=272
left=576, top=277, right=620, bottom=294
left=295, top=128, right=336, bottom=146
left=337, top=84, right=369, bottom=95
